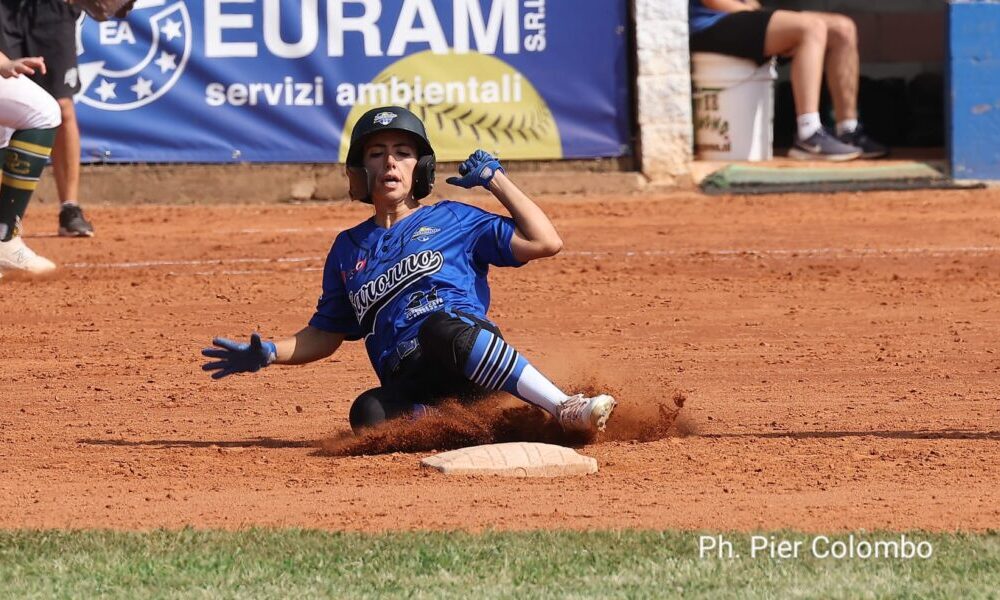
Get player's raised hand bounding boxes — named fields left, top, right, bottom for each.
left=446, top=149, right=504, bottom=190
left=0, top=56, right=46, bottom=78
left=201, top=333, right=277, bottom=379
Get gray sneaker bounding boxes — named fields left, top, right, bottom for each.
left=58, top=204, right=95, bottom=237
left=789, top=129, right=862, bottom=161
left=837, top=125, right=889, bottom=159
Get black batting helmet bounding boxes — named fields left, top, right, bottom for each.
left=345, top=106, right=436, bottom=203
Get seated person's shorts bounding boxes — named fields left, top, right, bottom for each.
left=690, top=10, right=777, bottom=65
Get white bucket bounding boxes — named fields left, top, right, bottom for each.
left=691, top=52, right=777, bottom=161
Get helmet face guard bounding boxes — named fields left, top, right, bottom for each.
left=345, top=106, right=436, bottom=204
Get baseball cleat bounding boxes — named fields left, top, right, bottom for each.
left=558, top=393, right=617, bottom=434
left=0, top=236, right=56, bottom=276
left=58, top=204, right=95, bottom=237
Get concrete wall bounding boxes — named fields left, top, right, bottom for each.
left=634, top=0, right=694, bottom=185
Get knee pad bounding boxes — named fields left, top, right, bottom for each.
left=349, top=385, right=418, bottom=433
left=349, top=389, right=388, bottom=433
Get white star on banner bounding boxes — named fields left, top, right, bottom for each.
left=131, top=77, right=153, bottom=99
left=161, top=19, right=183, bottom=41
left=95, top=79, right=117, bottom=101
left=154, top=51, right=177, bottom=73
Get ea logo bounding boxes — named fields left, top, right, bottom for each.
left=76, top=0, right=191, bottom=111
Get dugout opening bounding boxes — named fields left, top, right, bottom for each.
left=769, top=0, right=946, bottom=160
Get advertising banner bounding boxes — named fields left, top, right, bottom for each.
left=75, top=0, right=631, bottom=163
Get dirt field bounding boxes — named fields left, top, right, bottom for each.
left=2, top=187, right=998, bottom=531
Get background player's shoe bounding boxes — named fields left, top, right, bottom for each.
left=558, top=394, right=616, bottom=433
left=837, top=125, right=889, bottom=159
left=0, top=236, right=57, bottom=276
left=788, top=129, right=861, bottom=161
left=58, top=204, right=95, bottom=237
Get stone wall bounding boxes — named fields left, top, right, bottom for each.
left=634, top=0, right=693, bottom=185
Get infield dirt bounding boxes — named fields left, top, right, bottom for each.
left=1, top=188, right=998, bottom=531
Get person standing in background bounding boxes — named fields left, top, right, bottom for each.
left=1, top=0, right=95, bottom=236
left=0, top=48, right=62, bottom=278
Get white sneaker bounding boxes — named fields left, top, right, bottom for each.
left=0, top=236, right=56, bottom=276
left=558, top=393, right=617, bottom=433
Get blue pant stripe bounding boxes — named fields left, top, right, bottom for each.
left=484, top=344, right=514, bottom=389
left=491, top=350, right=520, bottom=390
left=469, top=333, right=499, bottom=383
left=478, top=341, right=508, bottom=387
left=473, top=338, right=501, bottom=385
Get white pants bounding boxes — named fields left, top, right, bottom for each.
left=0, top=75, right=62, bottom=149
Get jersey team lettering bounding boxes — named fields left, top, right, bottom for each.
left=349, top=250, right=445, bottom=324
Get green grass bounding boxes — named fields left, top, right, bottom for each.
left=0, top=530, right=997, bottom=599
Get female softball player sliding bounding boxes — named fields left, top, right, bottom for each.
left=202, top=106, right=616, bottom=435
left=0, top=49, right=61, bottom=278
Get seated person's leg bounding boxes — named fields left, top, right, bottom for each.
left=805, top=12, right=858, bottom=127
left=766, top=11, right=860, bottom=160
left=805, top=11, right=888, bottom=158
left=764, top=10, right=826, bottom=121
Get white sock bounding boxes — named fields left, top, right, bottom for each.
left=836, top=119, right=859, bottom=136
left=796, top=113, right=822, bottom=140
left=514, top=365, right=569, bottom=417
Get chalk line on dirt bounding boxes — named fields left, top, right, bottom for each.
left=62, top=245, right=1000, bottom=273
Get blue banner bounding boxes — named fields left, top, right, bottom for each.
left=75, top=0, right=631, bottom=163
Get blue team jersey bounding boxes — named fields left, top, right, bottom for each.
left=689, top=0, right=730, bottom=34
left=309, top=200, right=523, bottom=382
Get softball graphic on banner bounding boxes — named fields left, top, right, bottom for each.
left=340, top=51, right=562, bottom=162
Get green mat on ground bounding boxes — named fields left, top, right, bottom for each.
left=700, top=162, right=985, bottom=195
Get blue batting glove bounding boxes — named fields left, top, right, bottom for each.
left=446, top=149, right=504, bottom=190
left=201, top=333, right=277, bottom=380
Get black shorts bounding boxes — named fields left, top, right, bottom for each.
left=0, top=0, right=82, bottom=99
left=690, top=9, right=776, bottom=65
left=349, top=311, right=502, bottom=431
left=383, top=310, right=501, bottom=400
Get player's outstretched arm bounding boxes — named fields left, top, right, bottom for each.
left=274, top=326, right=346, bottom=365
left=446, top=149, right=562, bottom=263
left=201, top=327, right=345, bottom=379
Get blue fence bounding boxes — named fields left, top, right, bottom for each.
left=75, top=0, right=631, bottom=163
left=949, top=1, right=1000, bottom=180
